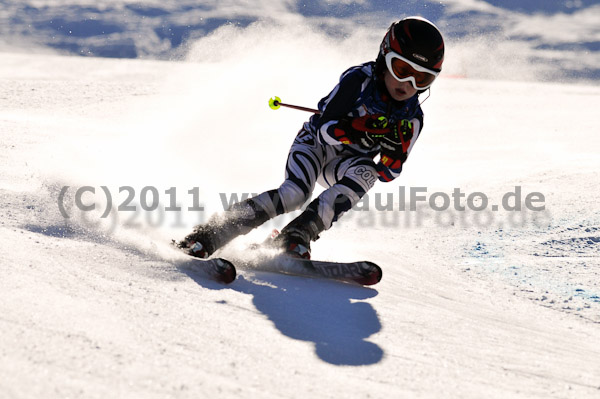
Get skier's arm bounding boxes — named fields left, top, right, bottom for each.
left=376, top=116, right=423, bottom=182
left=311, top=68, right=366, bottom=146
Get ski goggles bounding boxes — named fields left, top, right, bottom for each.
left=385, top=52, right=439, bottom=90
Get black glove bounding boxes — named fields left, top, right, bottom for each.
left=379, top=119, right=414, bottom=170
left=333, top=114, right=391, bottom=149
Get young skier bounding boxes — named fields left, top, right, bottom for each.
left=178, top=16, right=445, bottom=259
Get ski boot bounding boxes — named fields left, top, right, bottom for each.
left=177, top=225, right=214, bottom=259
left=271, top=208, right=325, bottom=259
left=178, top=199, right=269, bottom=258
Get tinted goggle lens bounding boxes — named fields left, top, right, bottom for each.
left=385, top=53, right=439, bottom=90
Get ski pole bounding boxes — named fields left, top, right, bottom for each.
left=268, top=96, right=321, bottom=115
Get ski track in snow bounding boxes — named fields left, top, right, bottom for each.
left=1, top=20, right=600, bottom=399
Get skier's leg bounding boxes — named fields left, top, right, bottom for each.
left=252, top=129, right=328, bottom=216
left=311, top=156, right=377, bottom=229
left=274, top=156, right=377, bottom=258
left=179, top=129, right=328, bottom=257
left=179, top=197, right=270, bottom=258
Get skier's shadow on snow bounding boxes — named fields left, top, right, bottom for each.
left=231, top=272, right=384, bottom=366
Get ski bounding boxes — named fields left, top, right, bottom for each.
left=172, top=240, right=381, bottom=286
left=248, top=254, right=382, bottom=286
left=172, top=241, right=236, bottom=284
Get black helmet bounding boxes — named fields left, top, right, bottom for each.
left=376, top=16, right=445, bottom=76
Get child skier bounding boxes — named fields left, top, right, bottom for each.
left=178, top=16, right=445, bottom=259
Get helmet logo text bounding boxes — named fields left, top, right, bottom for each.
left=412, top=53, right=428, bottom=63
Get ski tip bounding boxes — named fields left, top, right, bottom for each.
left=215, top=258, right=237, bottom=284
left=357, top=261, right=382, bottom=286
left=221, top=269, right=236, bottom=284
left=371, top=262, right=383, bottom=284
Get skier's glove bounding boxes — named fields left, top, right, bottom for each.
left=378, top=119, right=414, bottom=170
left=333, top=114, right=391, bottom=149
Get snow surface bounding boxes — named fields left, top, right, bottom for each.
left=1, top=3, right=600, bottom=399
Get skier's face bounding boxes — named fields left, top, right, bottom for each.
left=383, top=71, right=418, bottom=101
